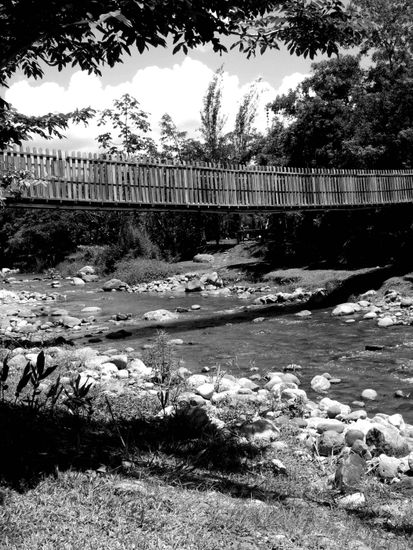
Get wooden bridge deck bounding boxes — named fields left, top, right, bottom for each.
left=1, top=147, right=413, bottom=212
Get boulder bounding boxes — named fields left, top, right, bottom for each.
left=337, top=492, right=366, bottom=510
left=376, top=454, right=401, bottom=480
left=311, top=375, right=331, bottom=393
left=265, top=375, right=284, bottom=391
left=281, top=388, right=307, bottom=401
left=318, top=430, right=345, bottom=456
left=319, top=398, right=350, bottom=417
left=142, top=309, right=179, bottom=322
left=128, top=358, right=152, bottom=378
left=61, top=316, right=82, bottom=328
left=196, top=383, right=215, bottom=400
left=102, top=279, right=127, bottom=291
left=363, top=311, right=377, bottom=320
left=332, top=303, right=358, bottom=316
left=345, top=410, right=367, bottom=422
left=361, top=389, right=377, bottom=401
left=345, top=429, right=365, bottom=447
left=185, top=279, right=204, bottom=292
left=200, top=272, right=219, bottom=285
left=316, top=419, right=345, bottom=434
left=366, top=425, right=409, bottom=457
left=377, top=316, right=394, bottom=328
left=193, top=254, right=214, bottom=263
left=71, top=277, right=85, bottom=286
left=78, top=265, right=95, bottom=275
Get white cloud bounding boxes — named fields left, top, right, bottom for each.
left=5, top=58, right=308, bottom=152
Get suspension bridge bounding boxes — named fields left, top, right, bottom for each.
left=1, top=147, right=413, bottom=212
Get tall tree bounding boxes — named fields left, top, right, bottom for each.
left=200, top=67, right=228, bottom=162
left=96, top=93, right=156, bottom=158
left=230, top=80, right=263, bottom=163
left=159, top=114, right=188, bottom=162
left=0, top=1, right=359, bottom=149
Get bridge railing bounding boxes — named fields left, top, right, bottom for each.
left=1, top=146, right=413, bottom=209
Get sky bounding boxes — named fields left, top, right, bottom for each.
left=5, top=39, right=323, bottom=153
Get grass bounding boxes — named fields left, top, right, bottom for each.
left=112, top=258, right=186, bottom=286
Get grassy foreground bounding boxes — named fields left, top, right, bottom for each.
left=0, top=390, right=412, bottom=549
left=0, top=333, right=412, bottom=549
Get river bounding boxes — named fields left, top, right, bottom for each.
left=9, top=277, right=413, bottom=423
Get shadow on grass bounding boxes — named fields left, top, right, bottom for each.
left=0, top=400, right=284, bottom=503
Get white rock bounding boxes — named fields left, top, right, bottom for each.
left=71, top=277, right=85, bottom=286
left=361, top=388, right=377, bottom=401
left=319, top=397, right=351, bottom=416
left=265, top=375, right=284, bottom=390
left=377, top=317, right=393, bottom=328
left=196, top=383, right=215, bottom=400
left=311, top=375, right=331, bottom=392
left=128, top=358, right=152, bottom=378
left=332, top=303, right=358, bottom=316
left=363, top=311, right=377, bottom=319
left=81, top=306, right=101, bottom=313
left=337, top=493, right=366, bottom=509
left=142, top=309, right=179, bottom=321
left=387, top=414, right=405, bottom=431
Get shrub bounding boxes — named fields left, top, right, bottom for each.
left=112, top=257, right=183, bottom=285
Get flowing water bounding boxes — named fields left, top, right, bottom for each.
left=12, top=278, right=413, bottom=423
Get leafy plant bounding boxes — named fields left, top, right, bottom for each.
left=15, top=351, right=58, bottom=411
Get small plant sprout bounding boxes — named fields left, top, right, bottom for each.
left=144, top=330, right=175, bottom=385
left=45, top=375, right=64, bottom=412
left=213, top=364, right=226, bottom=393
left=63, top=374, right=94, bottom=418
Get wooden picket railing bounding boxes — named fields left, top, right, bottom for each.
left=1, top=147, right=413, bottom=211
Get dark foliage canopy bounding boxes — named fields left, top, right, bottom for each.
left=0, top=1, right=357, bottom=88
